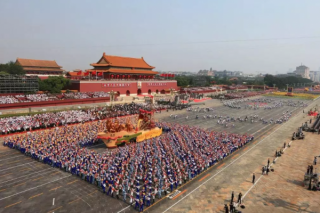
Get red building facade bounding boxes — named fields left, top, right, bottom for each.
left=70, top=80, right=178, bottom=96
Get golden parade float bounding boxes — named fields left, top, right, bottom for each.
left=97, top=109, right=162, bottom=148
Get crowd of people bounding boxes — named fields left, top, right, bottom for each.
left=223, top=98, right=308, bottom=110
left=3, top=119, right=253, bottom=211
left=224, top=91, right=268, bottom=99
left=0, top=95, right=19, bottom=104
left=0, top=92, right=112, bottom=105
left=0, top=103, right=166, bottom=135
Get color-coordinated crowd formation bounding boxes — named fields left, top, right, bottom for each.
left=3, top=117, right=253, bottom=211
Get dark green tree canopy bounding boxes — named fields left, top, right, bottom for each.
left=38, top=76, right=71, bottom=93
left=0, top=61, right=25, bottom=75
left=264, top=74, right=312, bottom=89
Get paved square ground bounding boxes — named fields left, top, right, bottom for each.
left=0, top=97, right=319, bottom=213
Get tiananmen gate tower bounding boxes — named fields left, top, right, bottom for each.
left=68, top=53, right=178, bottom=96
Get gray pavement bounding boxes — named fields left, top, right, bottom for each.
left=0, top=97, right=317, bottom=213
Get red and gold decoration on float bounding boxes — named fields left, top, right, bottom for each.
left=97, top=109, right=161, bottom=148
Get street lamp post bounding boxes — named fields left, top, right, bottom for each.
left=169, top=88, right=176, bottom=96
left=286, top=84, right=289, bottom=92
left=108, top=90, right=116, bottom=107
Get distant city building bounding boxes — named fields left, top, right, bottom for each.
left=310, top=71, right=320, bottom=82
left=198, top=70, right=215, bottom=76
left=159, top=71, right=195, bottom=76
left=294, top=65, right=310, bottom=79
left=214, top=70, right=243, bottom=78
left=276, top=72, right=300, bottom=78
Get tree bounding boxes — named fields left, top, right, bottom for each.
left=0, top=61, right=25, bottom=75
left=39, top=76, right=71, bottom=93
left=175, top=76, right=191, bottom=87
left=0, top=71, right=9, bottom=75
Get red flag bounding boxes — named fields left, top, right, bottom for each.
left=172, top=74, right=175, bottom=78
left=98, top=72, right=103, bottom=76
left=77, top=71, right=82, bottom=75
left=84, top=71, right=89, bottom=76
left=92, top=70, right=96, bottom=75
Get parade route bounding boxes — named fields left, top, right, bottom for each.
left=0, top=97, right=318, bottom=213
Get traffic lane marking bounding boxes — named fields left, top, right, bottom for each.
left=32, top=177, right=44, bottom=181
left=29, top=193, right=43, bottom=199
left=4, top=201, right=22, bottom=208
left=87, top=190, right=98, bottom=196
left=67, top=180, right=78, bottom=185
left=172, top=189, right=187, bottom=200
left=198, top=174, right=210, bottom=182
left=217, top=163, right=225, bottom=169
left=12, top=182, right=26, bottom=187
left=231, top=154, right=239, bottom=159
left=0, top=173, right=12, bottom=177
left=68, top=198, right=80, bottom=204
left=49, top=186, right=62, bottom=191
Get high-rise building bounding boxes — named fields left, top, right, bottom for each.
left=294, top=65, right=310, bottom=79
left=310, top=71, right=320, bottom=82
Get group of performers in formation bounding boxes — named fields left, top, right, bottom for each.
left=2, top=96, right=306, bottom=212
left=3, top=113, right=253, bottom=211
left=223, top=98, right=308, bottom=110
left=168, top=98, right=307, bottom=128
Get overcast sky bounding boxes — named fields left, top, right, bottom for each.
left=1, top=0, right=320, bottom=74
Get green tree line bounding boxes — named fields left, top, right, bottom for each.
left=264, top=74, right=313, bottom=89
left=39, top=76, right=71, bottom=93
left=0, top=61, right=25, bottom=75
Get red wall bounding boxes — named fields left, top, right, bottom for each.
left=72, top=81, right=178, bottom=95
